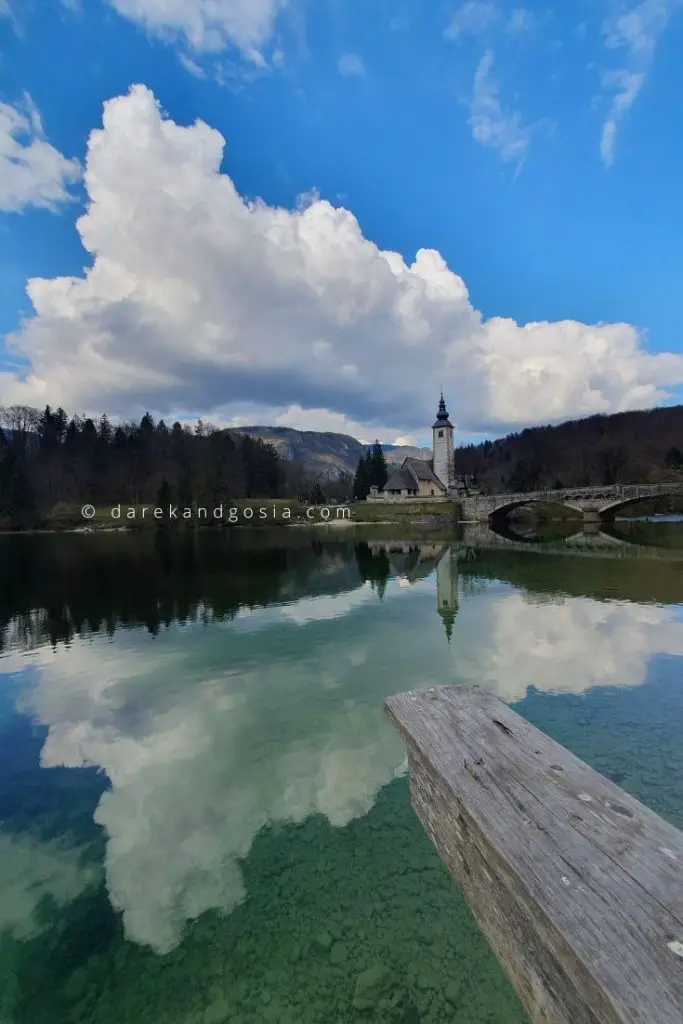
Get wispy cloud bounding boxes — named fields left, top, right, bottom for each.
left=506, top=7, right=536, bottom=35
left=600, top=0, right=681, bottom=167
left=179, top=53, right=206, bottom=79
left=338, top=52, right=366, bottom=77
left=444, top=1, right=500, bottom=40
left=468, top=49, right=533, bottom=167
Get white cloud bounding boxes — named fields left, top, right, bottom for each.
left=0, top=94, right=81, bottom=213
left=106, top=0, right=285, bottom=56
left=3, top=85, right=683, bottom=436
left=468, top=50, right=533, bottom=166
left=600, top=0, right=681, bottom=167
left=178, top=53, right=206, bottom=78
left=444, top=1, right=500, bottom=39
left=337, top=52, right=366, bottom=77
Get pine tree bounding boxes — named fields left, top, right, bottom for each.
left=353, top=453, right=371, bottom=500
left=310, top=481, right=325, bottom=504
left=0, top=449, right=36, bottom=529
left=368, top=440, right=388, bottom=490
left=665, top=447, right=683, bottom=470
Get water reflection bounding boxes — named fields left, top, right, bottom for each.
left=2, top=530, right=683, bottom=963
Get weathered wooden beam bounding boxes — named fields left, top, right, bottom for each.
left=385, top=685, right=683, bottom=1024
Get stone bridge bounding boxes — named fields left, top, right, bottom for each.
left=460, top=483, right=683, bottom=523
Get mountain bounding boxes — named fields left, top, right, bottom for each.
left=229, top=426, right=431, bottom=478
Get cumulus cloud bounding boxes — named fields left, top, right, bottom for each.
left=0, top=94, right=81, bottom=213
left=600, top=0, right=681, bottom=167
left=337, top=52, right=366, bottom=77
left=106, top=0, right=284, bottom=57
left=2, top=85, right=683, bottom=436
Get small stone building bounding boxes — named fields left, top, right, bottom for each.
left=378, top=457, right=447, bottom=500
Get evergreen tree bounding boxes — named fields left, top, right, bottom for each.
left=665, top=447, right=683, bottom=470
left=353, top=453, right=371, bottom=500
left=310, top=481, right=325, bottom=504
left=0, top=449, right=36, bottom=529
left=368, top=440, right=388, bottom=490
left=157, top=478, right=172, bottom=507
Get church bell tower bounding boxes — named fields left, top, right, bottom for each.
left=432, top=394, right=454, bottom=489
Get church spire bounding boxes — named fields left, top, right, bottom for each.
left=432, top=393, right=452, bottom=429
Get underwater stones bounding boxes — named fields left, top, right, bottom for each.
left=330, top=941, right=348, bottom=965
left=415, top=968, right=441, bottom=991
left=313, top=930, right=333, bottom=951
left=444, top=980, right=461, bottom=1006
left=63, top=967, right=88, bottom=1002
left=204, top=997, right=232, bottom=1023
left=352, top=964, right=397, bottom=1011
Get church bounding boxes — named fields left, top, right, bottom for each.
left=368, top=395, right=473, bottom=502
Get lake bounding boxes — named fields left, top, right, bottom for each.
left=1, top=524, right=683, bottom=1024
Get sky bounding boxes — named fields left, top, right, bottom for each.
left=1, top=0, right=682, bottom=447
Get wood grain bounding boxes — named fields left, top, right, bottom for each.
left=385, top=685, right=683, bottom=1024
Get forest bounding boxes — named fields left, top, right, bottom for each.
left=457, top=405, right=683, bottom=494
left=3, top=401, right=683, bottom=529
left=0, top=405, right=350, bottom=530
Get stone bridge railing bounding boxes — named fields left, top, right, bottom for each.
left=460, top=483, right=683, bottom=523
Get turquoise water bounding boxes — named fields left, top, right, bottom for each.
left=1, top=528, right=683, bottom=1023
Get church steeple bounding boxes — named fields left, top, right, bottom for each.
left=433, top=393, right=452, bottom=429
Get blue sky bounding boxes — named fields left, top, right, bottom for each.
left=1, top=0, right=682, bottom=446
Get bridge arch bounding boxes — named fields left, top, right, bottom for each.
left=488, top=498, right=585, bottom=521
left=598, top=493, right=680, bottom=519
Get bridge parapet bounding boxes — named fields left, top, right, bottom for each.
left=460, top=483, right=683, bottom=523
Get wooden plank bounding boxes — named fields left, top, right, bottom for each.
left=385, top=685, right=683, bottom=1024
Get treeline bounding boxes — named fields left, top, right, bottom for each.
left=457, top=405, right=683, bottom=494
left=0, top=404, right=292, bottom=529
left=353, top=441, right=388, bottom=499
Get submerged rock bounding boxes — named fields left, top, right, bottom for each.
left=330, top=942, right=348, bottom=965
left=352, top=964, right=397, bottom=1011
left=313, top=930, right=333, bottom=952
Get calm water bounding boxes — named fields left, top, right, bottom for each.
left=1, top=524, right=683, bottom=1024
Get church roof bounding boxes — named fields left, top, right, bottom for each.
left=403, top=457, right=443, bottom=484
left=382, top=457, right=445, bottom=492
left=383, top=467, right=417, bottom=491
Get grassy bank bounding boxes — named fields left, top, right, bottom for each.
left=4, top=498, right=463, bottom=533
left=351, top=500, right=462, bottom=523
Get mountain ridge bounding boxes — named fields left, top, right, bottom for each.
left=228, top=425, right=431, bottom=478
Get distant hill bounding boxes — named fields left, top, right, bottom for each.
left=457, top=405, right=683, bottom=492
left=229, top=426, right=430, bottom=479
